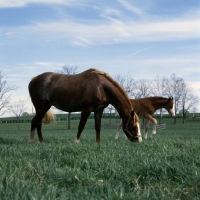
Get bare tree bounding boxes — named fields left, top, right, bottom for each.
left=0, top=69, right=17, bottom=116
left=178, top=81, right=199, bottom=124
left=56, top=65, right=78, bottom=75
left=104, top=104, right=115, bottom=124
left=56, top=65, right=79, bottom=130
left=114, top=73, right=136, bottom=116
left=152, top=75, right=169, bottom=124
left=114, top=74, right=136, bottom=97
left=10, top=99, right=27, bottom=130
left=163, top=73, right=185, bottom=124
left=133, top=79, right=152, bottom=98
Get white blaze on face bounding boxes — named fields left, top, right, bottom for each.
left=170, top=104, right=176, bottom=117
left=137, top=122, right=142, bottom=142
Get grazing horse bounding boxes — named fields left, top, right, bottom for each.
left=28, top=68, right=142, bottom=143
left=115, top=97, right=175, bottom=139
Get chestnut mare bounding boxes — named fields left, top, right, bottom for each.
left=115, top=97, right=175, bottom=139
left=28, top=68, right=142, bottom=143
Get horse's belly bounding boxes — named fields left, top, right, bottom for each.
left=52, top=99, right=82, bottom=112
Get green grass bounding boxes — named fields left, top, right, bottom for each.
left=0, top=118, right=200, bottom=199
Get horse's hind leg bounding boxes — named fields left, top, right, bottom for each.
left=29, top=116, right=36, bottom=143
left=75, top=109, right=91, bottom=143
left=29, top=104, right=51, bottom=143
left=29, top=109, right=45, bottom=143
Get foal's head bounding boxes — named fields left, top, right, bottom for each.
left=123, top=111, right=142, bottom=142
left=165, top=97, right=175, bottom=117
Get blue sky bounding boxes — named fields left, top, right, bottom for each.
left=0, top=0, right=200, bottom=116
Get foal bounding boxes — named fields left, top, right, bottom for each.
left=115, top=97, right=175, bottom=139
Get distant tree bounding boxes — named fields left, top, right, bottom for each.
left=56, top=65, right=78, bottom=75
left=114, top=74, right=136, bottom=97
left=178, top=81, right=199, bottom=124
left=56, top=65, right=79, bottom=130
left=10, top=99, right=27, bottom=130
left=152, top=75, right=167, bottom=97
left=104, top=104, right=115, bottom=124
left=0, top=69, right=17, bottom=116
left=152, top=75, right=169, bottom=124
left=163, top=73, right=184, bottom=124
left=133, top=79, right=152, bottom=98
left=22, top=112, right=30, bottom=116
left=179, top=109, right=189, bottom=114
left=114, top=73, right=136, bottom=115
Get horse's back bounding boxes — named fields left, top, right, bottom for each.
left=28, top=69, right=113, bottom=112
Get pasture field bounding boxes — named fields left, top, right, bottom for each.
left=0, top=117, right=200, bottom=199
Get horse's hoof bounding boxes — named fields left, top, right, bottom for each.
left=74, top=138, right=80, bottom=143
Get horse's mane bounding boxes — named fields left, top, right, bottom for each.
left=88, top=68, right=131, bottom=106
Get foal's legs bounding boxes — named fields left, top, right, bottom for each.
left=149, top=116, right=157, bottom=139
left=143, top=119, right=150, bottom=139
left=115, top=120, right=122, bottom=139
left=143, top=115, right=157, bottom=139
left=94, top=109, right=104, bottom=143
left=75, top=109, right=91, bottom=143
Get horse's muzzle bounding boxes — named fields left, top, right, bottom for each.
left=123, top=128, right=142, bottom=142
left=128, top=136, right=140, bottom=142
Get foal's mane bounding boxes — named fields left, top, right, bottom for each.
left=89, top=68, right=131, bottom=106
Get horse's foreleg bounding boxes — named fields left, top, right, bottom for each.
left=94, top=109, right=104, bottom=143
left=144, top=119, right=150, bottom=139
left=115, top=120, right=122, bottom=139
left=37, top=123, right=43, bottom=142
left=75, top=110, right=91, bottom=143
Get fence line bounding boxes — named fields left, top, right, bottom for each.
left=141, top=123, right=166, bottom=130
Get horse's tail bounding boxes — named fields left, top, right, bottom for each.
left=42, top=110, right=55, bottom=124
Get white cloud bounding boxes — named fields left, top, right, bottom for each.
left=117, top=0, right=145, bottom=18
left=0, top=0, right=75, bottom=8
left=5, top=16, right=197, bottom=48
left=184, top=67, right=200, bottom=73
left=1, top=1, right=199, bottom=47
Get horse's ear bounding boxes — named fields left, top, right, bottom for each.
left=131, top=110, right=135, bottom=117
left=169, top=96, right=173, bottom=100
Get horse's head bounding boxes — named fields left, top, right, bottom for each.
left=123, top=110, right=142, bottom=142
left=166, top=97, right=175, bottom=117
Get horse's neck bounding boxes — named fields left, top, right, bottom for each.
left=112, top=96, right=132, bottom=122
left=103, top=76, right=132, bottom=123
left=114, top=102, right=131, bottom=120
